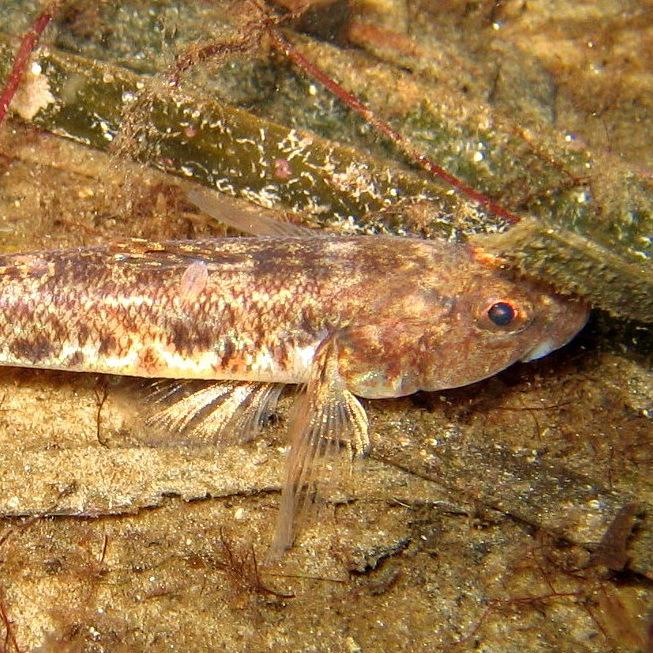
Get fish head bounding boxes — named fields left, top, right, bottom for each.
left=413, top=271, right=589, bottom=393
left=337, top=239, right=588, bottom=399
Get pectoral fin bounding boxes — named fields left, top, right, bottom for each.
left=269, top=337, right=369, bottom=558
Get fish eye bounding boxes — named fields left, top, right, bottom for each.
left=487, top=301, right=516, bottom=326
left=476, top=298, right=532, bottom=333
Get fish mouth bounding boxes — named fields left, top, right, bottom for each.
left=520, top=338, right=557, bottom=362
left=519, top=302, right=590, bottom=363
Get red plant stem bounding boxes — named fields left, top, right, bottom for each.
left=0, top=5, right=58, bottom=128
left=0, top=592, right=20, bottom=653
left=267, top=28, right=521, bottom=224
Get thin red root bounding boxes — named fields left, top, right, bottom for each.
left=0, top=590, right=20, bottom=653
left=0, top=3, right=59, bottom=127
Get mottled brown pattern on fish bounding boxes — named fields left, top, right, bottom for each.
left=0, top=234, right=588, bottom=399
left=0, top=237, right=441, bottom=383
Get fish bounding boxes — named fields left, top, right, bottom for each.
left=0, top=189, right=589, bottom=556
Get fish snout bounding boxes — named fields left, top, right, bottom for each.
left=520, top=298, right=589, bottom=362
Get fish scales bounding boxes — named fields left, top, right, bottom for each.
left=0, top=236, right=450, bottom=384
left=0, top=233, right=589, bottom=554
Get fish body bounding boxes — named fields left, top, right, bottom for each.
left=0, top=235, right=586, bottom=393
left=0, top=233, right=588, bottom=553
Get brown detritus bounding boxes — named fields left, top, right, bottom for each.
left=98, top=533, right=108, bottom=565
left=449, top=528, right=650, bottom=651
left=272, top=0, right=351, bottom=42
left=585, top=584, right=651, bottom=652
left=169, top=29, right=261, bottom=90
left=213, top=529, right=294, bottom=602
left=355, top=560, right=403, bottom=596
left=55, top=3, right=103, bottom=42
left=164, top=1, right=301, bottom=90
left=447, top=531, right=589, bottom=648
left=452, top=590, right=585, bottom=651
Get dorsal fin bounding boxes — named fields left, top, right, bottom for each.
left=186, top=187, right=316, bottom=238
